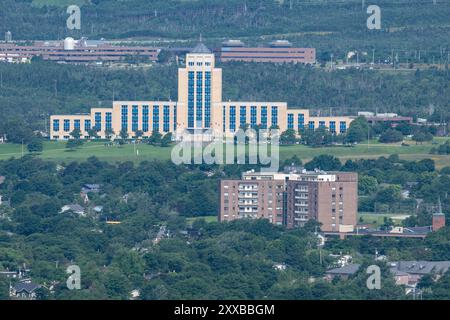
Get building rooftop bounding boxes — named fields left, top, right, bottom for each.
left=13, top=282, right=40, bottom=294
left=61, top=204, right=84, bottom=213
left=326, top=263, right=361, bottom=275
left=390, top=261, right=450, bottom=275
left=191, top=42, right=211, bottom=54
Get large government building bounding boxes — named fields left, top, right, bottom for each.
left=50, top=43, right=353, bottom=141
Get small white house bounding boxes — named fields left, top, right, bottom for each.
left=60, top=204, right=85, bottom=216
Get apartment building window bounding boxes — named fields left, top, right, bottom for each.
left=153, top=105, right=160, bottom=132
left=319, top=121, right=326, bottom=129
left=143, top=105, right=149, bottom=132
left=95, top=112, right=102, bottom=131
left=229, top=106, right=236, bottom=132
left=222, top=106, right=226, bottom=132
left=340, top=121, right=347, bottom=133
left=121, top=105, right=128, bottom=131
left=188, top=61, right=194, bottom=66
left=308, top=120, right=315, bottom=130
left=53, top=119, right=60, bottom=132
left=298, top=113, right=305, bottom=130
left=196, top=71, right=203, bottom=125
left=261, top=106, right=267, bottom=129
left=106, top=112, right=112, bottom=131
left=205, top=72, right=211, bottom=128
left=240, top=106, right=247, bottom=129
left=163, top=105, right=170, bottom=132
left=63, top=119, right=70, bottom=132
left=84, top=119, right=91, bottom=132
left=188, top=71, right=194, bottom=128
left=287, top=113, right=294, bottom=129
left=329, top=121, right=336, bottom=133
left=271, top=106, right=278, bottom=128
left=173, top=105, right=177, bottom=131
left=250, top=106, right=257, bottom=128
left=132, top=105, right=138, bottom=132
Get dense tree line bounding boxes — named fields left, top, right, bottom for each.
left=0, top=155, right=449, bottom=299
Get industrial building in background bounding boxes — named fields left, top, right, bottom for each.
left=0, top=37, right=160, bottom=64
left=219, top=169, right=358, bottom=233
left=218, top=39, right=316, bottom=64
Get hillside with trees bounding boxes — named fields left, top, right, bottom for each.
left=0, top=0, right=449, bottom=63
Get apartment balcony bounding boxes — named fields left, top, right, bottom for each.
left=294, top=202, right=308, bottom=206
left=238, top=200, right=258, bottom=205
left=238, top=185, right=258, bottom=191
left=238, top=192, right=258, bottom=198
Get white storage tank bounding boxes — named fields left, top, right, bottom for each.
left=64, top=37, right=76, bottom=50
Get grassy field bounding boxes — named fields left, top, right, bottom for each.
left=358, top=213, right=411, bottom=227
left=0, top=137, right=449, bottom=167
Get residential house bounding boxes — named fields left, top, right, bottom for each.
left=60, top=204, right=85, bottom=216
left=325, top=263, right=361, bottom=281
left=81, top=184, right=101, bottom=194
left=390, top=261, right=450, bottom=286
left=10, top=282, right=41, bottom=300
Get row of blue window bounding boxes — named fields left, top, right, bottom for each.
left=204, top=71, right=211, bottom=128
left=196, top=72, right=203, bottom=124
left=188, top=71, right=195, bottom=128
left=120, top=105, right=172, bottom=133
left=53, top=119, right=91, bottom=132
left=286, top=113, right=346, bottom=133
left=222, top=106, right=279, bottom=132
left=53, top=106, right=174, bottom=134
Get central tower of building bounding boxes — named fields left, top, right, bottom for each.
left=177, top=43, right=222, bottom=136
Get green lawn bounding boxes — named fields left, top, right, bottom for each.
left=0, top=137, right=449, bottom=167
left=358, top=213, right=411, bottom=227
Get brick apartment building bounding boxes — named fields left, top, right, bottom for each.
left=219, top=170, right=358, bottom=232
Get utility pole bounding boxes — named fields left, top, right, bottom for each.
left=330, top=53, right=334, bottom=70
left=372, top=49, right=375, bottom=65
left=391, top=49, right=395, bottom=68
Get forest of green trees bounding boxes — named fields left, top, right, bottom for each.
left=0, top=154, right=449, bottom=299
left=1, top=0, right=449, bottom=62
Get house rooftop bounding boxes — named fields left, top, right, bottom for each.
left=61, top=204, right=84, bottom=213
left=326, top=263, right=361, bottom=275
left=13, top=282, right=40, bottom=293
left=390, top=261, right=450, bottom=275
